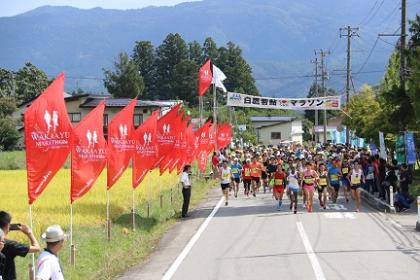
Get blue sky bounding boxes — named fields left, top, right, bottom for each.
left=0, top=0, right=200, bottom=17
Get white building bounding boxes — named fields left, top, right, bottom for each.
left=251, top=116, right=303, bottom=145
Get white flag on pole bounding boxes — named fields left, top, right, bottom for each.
left=212, top=64, right=227, bottom=92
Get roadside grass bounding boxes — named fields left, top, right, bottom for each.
left=0, top=167, right=216, bottom=279
left=409, top=168, right=420, bottom=198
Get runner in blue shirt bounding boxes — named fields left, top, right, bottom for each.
left=328, top=159, right=341, bottom=204
left=231, top=158, right=242, bottom=198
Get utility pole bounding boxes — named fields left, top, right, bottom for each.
left=340, top=26, right=359, bottom=145
left=315, top=49, right=330, bottom=144
left=400, top=0, right=407, bottom=92
left=310, top=56, right=319, bottom=143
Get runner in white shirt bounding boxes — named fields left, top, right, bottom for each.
left=36, top=225, right=66, bottom=280
left=220, top=160, right=232, bottom=206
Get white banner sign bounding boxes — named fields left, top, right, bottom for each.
left=379, top=131, right=387, bottom=160
left=226, top=92, right=341, bottom=110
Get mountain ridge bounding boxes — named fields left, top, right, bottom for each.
left=0, top=0, right=413, bottom=97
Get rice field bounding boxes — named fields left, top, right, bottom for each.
left=0, top=166, right=215, bottom=279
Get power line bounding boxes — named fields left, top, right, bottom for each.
left=358, top=0, right=379, bottom=25
left=362, top=0, right=385, bottom=26
left=356, top=36, right=379, bottom=74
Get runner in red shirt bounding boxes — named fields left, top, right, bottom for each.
left=242, top=159, right=252, bottom=197
left=250, top=157, right=264, bottom=197
left=273, top=165, right=287, bottom=210
left=211, top=152, right=219, bottom=178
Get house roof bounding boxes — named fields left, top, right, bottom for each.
left=256, top=120, right=302, bottom=130
left=79, top=97, right=180, bottom=108
left=250, top=116, right=295, bottom=122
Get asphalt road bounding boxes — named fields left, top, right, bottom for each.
left=120, top=188, right=420, bottom=280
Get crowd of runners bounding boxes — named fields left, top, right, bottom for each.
left=211, top=143, right=414, bottom=213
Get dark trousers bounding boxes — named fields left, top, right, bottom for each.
left=182, top=187, right=191, bottom=217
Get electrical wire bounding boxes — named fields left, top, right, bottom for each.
left=355, top=36, right=379, bottom=74
left=358, top=0, right=379, bottom=26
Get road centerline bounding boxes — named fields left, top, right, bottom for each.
left=162, top=196, right=225, bottom=280
left=296, top=221, right=327, bottom=280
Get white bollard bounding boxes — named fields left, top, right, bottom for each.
left=416, top=196, right=420, bottom=232
left=389, top=185, right=396, bottom=213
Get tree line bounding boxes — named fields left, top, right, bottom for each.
left=103, top=34, right=259, bottom=105
left=343, top=15, right=420, bottom=147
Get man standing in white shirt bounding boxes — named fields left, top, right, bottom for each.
left=36, top=225, right=66, bottom=280
left=180, top=165, right=192, bottom=218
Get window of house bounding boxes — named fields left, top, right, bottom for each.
left=271, top=132, right=281, bottom=139
left=133, top=114, right=143, bottom=127
left=68, top=112, right=81, bottom=123
left=103, top=114, right=108, bottom=128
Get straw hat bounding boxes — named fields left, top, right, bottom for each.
left=41, top=225, right=67, bottom=243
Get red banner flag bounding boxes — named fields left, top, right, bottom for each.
left=169, top=116, right=189, bottom=173
left=217, top=123, right=233, bottom=149
left=196, top=121, right=212, bottom=172
left=71, top=102, right=106, bottom=203
left=159, top=110, right=185, bottom=175
left=132, top=110, right=159, bottom=188
left=107, top=99, right=137, bottom=189
left=156, top=103, right=182, bottom=166
left=24, top=72, right=73, bottom=204
left=176, top=123, right=193, bottom=173
left=198, top=59, right=213, bottom=96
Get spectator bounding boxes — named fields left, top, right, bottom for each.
left=399, top=163, right=411, bottom=196
left=211, top=152, right=219, bottom=178
left=36, top=225, right=66, bottom=280
left=180, top=165, right=192, bottom=218
left=0, top=211, right=40, bottom=280
left=378, top=158, right=387, bottom=200
left=1, top=228, right=5, bottom=279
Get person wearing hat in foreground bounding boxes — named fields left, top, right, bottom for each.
left=36, top=225, right=66, bottom=280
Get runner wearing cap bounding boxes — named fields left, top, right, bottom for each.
left=250, top=156, right=264, bottom=197
left=220, top=160, right=232, bottom=206
left=272, top=164, right=287, bottom=210
left=242, top=159, right=252, bottom=197
left=230, top=158, right=242, bottom=198
left=36, top=225, right=66, bottom=280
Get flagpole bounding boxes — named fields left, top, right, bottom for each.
left=131, top=188, right=136, bottom=231
left=70, top=203, right=75, bottom=266
left=199, top=96, right=203, bottom=126
left=213, top=83, right=218, bottom=151
left=28, top=205, right=35, bottom=280
left=106, top=189, right=111, bottom=241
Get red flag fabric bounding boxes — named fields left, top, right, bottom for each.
left=168, top=116, right=189, bottom=173
left=71, top=102, right=106, bottom=203
left=217, top=123, right=233, bottom=149
left=24, top=72, right=73, bottom=205
left=159, top=110, right=185, bottom=175
left=132, top=110, right=159, bottom=188
left=156, top=103, right=182, bottom=167
left=208, top=124, right=217, bottom=153
left=107, top=99, right=137, bottom=189
left=176, top=123, right=193, bottom=173
left=196, top=121, right=212, bottom=173
left=198, top=59, right=213, bottom=96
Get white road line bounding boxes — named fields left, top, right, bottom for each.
left=162, top=196, right=225, bottom=280
left=296, top=222, right=327, bottom=280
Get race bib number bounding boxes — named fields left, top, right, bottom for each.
left=342, top=167, right=349, bottom=174
left=330, top=174, right=339, bottom=181
left=304, top=178, right=314, bottom=185
left=223, top=173, right=230, bottom=180
left=275, top=179, right=283, bottom=186
left=245, top=169, right=251, bottom=176
left=351, top=175, right=361, bottom=185
left=319, top=178, right=327, bottom=186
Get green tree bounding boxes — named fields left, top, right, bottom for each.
left=343, top=84, right=382, bottom=141
left=172, top=60, right=198, bottom=104
left=0, top=97, right=17, bottom=117
left=218, top=42, right=259, bottom=96
left=155, top=33, right=189, bottom=99
left=0, top=96, right=18, bottom=150
left=0, top=68, right=15, bottom=98
left=202, top=37, right=219, bottom=62
left=15, top=62, right=48, bottom=104
left=132, top=41, right=155, bottom=98
left=406, top=15, right=420, bottom=127
left=188, top=40, right=203, bottom=65
left=103, top=52, right=144, bottom=98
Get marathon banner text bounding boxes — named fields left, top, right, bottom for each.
left=226, top=92, right=341, bottom=110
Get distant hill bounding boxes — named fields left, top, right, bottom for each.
left=0, top=0, right=414, bottom=97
